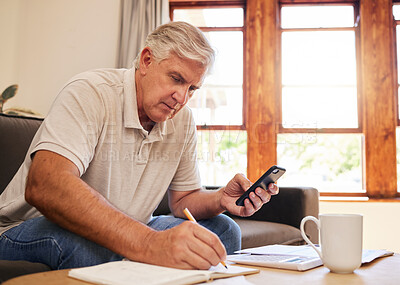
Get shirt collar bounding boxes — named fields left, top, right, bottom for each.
left=123, top=68, right=175, bottom=137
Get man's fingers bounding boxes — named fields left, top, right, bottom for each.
left=243, top=198, right=256, bottom=216
left=234, top=173, right=252, bottom=191
left=251, top=183, right=278, bottom=205
left=243, top=188, right=273, bottom=215
left=173, top=222, right=226, bottom=269
left=186, top=237, right=222, bottom=268
left=184, top=247, right=216, bottom=269
left=268, top=183, right=279, bottom=195
left=255, top=188, right=271, bottom=204
left=145, top=221, right=227, bottom=270
left=191, top=223, right=227, bottom=262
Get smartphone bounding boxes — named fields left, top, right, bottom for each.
left=235, top=165, right=286, bottom=206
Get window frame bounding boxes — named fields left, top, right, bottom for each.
left=169, top=0, right=247, bottom=131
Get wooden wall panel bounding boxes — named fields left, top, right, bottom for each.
left=360, top=0, right=397, bottom=197
left=246, top=0, right=278, bottom=182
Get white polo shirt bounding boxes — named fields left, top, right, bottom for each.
left=0, top=68, right=201, bottom=235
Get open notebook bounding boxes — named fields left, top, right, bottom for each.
left=68, top=260, right=259, bottom=285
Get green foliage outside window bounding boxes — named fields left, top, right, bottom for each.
left=278, top=134, right=362, bottom=191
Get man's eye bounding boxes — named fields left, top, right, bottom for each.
left=172, top=76, right=181, bottom=83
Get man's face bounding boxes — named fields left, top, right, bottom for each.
left=137, top=48, right=207, bottom=125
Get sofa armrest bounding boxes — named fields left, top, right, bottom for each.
left=227, top=187, right=319, bottom=244
left=0, top=113, right=43, bottom=193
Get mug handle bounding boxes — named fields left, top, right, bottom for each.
left=300, top=216, right=323, bottom=260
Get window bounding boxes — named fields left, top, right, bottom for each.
left=169, top=0, right=398, bottom=198
left=170, top=2, right=246, bottom=185
left=277, top=4, right=364, bottom=193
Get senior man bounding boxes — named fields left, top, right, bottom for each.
left=0, top=21, right=278, bottom=270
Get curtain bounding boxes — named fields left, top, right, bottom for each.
left=117, top=0, right=170, bottom=68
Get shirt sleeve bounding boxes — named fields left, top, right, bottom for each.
left=30, top=78, right=106, bottom=176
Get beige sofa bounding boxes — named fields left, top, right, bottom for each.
left=0, top=113, right=319, bottom=282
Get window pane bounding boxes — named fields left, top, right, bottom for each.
left=173, top=8, right=243, bottom=27
left=189, top=31, right=243, bottom=125
left=394, top=4, right=400, bottom=20
left=277, top=134, right=363, bottom=193
left=281, top=6, right=355, bottom=28
left=282, top=87, right=358, bottom=128
left=281, top=30, right=358, bottom=129
left=197, top=130, right=247, bottom=186
left=282, top=31, right=357, bottom=86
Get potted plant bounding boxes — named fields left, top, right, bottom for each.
left=0, top=84, right=41, bottom=117
left=0, top=84, right=18, bottom=113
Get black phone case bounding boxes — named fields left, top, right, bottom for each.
left=235, top=165, right=286, bottom=206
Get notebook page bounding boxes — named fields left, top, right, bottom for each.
left=68, top=260, right=258, bottom=285
left=68, top=261, right=212, bottom=285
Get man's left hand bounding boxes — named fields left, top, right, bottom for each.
left=220, top=173, right=279, bottom=217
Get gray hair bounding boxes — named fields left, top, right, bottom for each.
left=133, top=21, right=215, bottom=72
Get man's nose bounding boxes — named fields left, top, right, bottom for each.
left=172, top=86, right=189, bottom=105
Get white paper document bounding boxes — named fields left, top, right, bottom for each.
left=68, top=260, right=259, bottom=285
left=236, top=245, right=320, bottom=258
left=234, top=244, right=393, bottom=265
left=361, top=249, right=394, bottom=263
left=228, top=247, right=322, bottom=271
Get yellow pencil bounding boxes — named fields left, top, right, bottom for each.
left=183, top=208, right=228, bottom=269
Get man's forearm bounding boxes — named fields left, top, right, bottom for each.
left=169, top=188, right=226, bottom=220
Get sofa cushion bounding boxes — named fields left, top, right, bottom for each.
left=153, top=191, right=170, bottom=216
left=0, top=260, right=50, bottom=283
left=233, top=218, right=305, bottom=250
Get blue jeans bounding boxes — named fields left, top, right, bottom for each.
left=0, top=214, right=241, bottom=269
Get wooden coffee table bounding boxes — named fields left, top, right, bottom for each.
left=4, top=254, right=400, bottom=285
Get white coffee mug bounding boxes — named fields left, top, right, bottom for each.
left=300, top=214, right=363, bottom=273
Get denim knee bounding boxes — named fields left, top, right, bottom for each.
left=0, top=216, right=123, bottom=269
left=198, top=214, right=242, bottom=254
left=148, top=213, right=241, bottom=254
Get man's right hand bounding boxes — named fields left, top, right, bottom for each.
left=141, top=221, right=227, bottom=270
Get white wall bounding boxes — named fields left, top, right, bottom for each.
left=0, top=0, right=121, bottom=115
left=0, top=0, right=21, bottom=90
left=320, top=201, right=400, bottom=253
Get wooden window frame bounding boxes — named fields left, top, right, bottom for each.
left=360, top=0, right=398, bottom=199
left=169, top=0, right=247, bottom=131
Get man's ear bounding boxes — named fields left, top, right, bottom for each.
left=139, top=47, right=152, bottom=75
